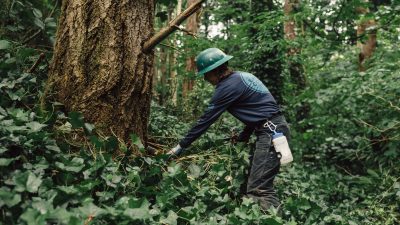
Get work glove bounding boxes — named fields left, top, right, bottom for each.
left=167, top=144, right=184, bottom=157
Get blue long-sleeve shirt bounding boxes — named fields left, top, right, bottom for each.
left=179, top=71, right=280, bottom=148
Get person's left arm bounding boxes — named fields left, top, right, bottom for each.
left=177, top=87, right=239, bottom=149
left=168, top=89, right=237, bottom=156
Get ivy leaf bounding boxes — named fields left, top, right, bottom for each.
left=233, top=207, right=250, bottom=220
left=7, top=108, right=29, bottom=122
left=90, top=135, right=104, bottom=150
left=47, top=207, right=72, bottom=224
left=32, top=198, right=53, bottom=214
left=78, top=202, right=107, bottom=217
left=130, top=133, right=144, bottom=151
left=84, top=123, right=95, bottom=134
left=55, top=157, right=85, bottom=173
left=0, top=157, right=17, bottom=166
left=0, top=106, right=7, bottom=115
left=105, top=136, right=118, bottom=151
left=0, top=187, right=21, bottom=207
left=262, top=218, right=282, bottom=225
left=0, top=146, right=8, bottom=154
left=26, top=172, right=43, bottom=193
left=123, top=198, right=153, bottom=220
left=46, top=145, right=61, bottom=152
left=20, top=208, right=46, bottom=225
left=160, top=210, right=178, bottom=225
left=0, top=40, right=11, bottom=50
left=26, top=121, right=47, bottom=132
left=6, top=88, right=25, bottom=100
left=68, top=111, right=85, bottom=128
left=14, top=171, right=29, bottom=192
left=167, top=164, right=182, bottom=177
left=57, top=185, right=79, bottom=195
left=188, top=163, right=201, bottom=179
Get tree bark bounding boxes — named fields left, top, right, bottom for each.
left=48, top=0, right=155, bottom=142
left=158, top=36, right=168, bottom=106
left=284, top=0, right=309, bottom=121
left=248, top=0, right=284, bottom=104
left=170, top=0, right=182, bottom=105
left=356, top=5, right=377, bottom=71
left=182, top=0, right=201, bottom=98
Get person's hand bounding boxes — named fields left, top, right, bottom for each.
left=167, top=144, right=184, bottom=157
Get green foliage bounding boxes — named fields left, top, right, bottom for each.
left=279, top=164, right=400, bottom=224
left=294, top=20, right=400, bottom=167
left=1, top=0, right=400, bottom=224
left=1, top=0, right=59, bottom=45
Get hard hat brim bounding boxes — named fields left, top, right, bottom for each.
left=197, top=55, right=233, bottom=76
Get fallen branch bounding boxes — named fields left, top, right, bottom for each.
left=27, top=53, right=46, bottom=73
left=143, top=0, right=205, bottom=53
left=23, top=29, right=42, bottom=45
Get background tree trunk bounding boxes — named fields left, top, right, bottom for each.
left=182, top=0, right=200, bottom=98
left=48, top=0, right=155, bottom=142
left=284, top=0, right=309, bottom=121
left=158, top=46, right=168, bottom=105
left=170, top=0, right=182, bottom=105
left=247, top=0, right=284, bottom=104
left=357, top=3, right=377, bottom=71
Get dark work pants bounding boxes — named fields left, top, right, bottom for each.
left=246, top=115, right=290, bottom=210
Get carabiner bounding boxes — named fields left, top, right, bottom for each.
left=263, top=121, right=277, bottom=133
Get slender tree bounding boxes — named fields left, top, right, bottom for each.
left=183, top=0, right=201, bottom=98
left=170, top=0, right=182, bottom=105
left=284, top=0, right=309, bottom=120
left=158, top=45, right=168, bottom=105
left=357, top=1, right=377, bottom=71
left=247, top=0, right=285, bottom=103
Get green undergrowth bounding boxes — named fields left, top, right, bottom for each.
left=1, top=96, right=399, bottom=224
left=1, top=13, right=399, bottom=225
left=0, top=55, right=399, bottom=224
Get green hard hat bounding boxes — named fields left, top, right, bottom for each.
left=195, top=48, right=233, bottom=76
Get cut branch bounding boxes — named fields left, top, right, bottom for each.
left=174, top=25, right=198, bottom=38
left=142, top=0, right=205, bottom=53
left=160, top=43, right=183, bottom=53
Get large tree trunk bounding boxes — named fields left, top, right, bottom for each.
left=48, top=0, right=155, bottom=142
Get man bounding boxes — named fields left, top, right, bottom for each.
left=168, top=47, right=291, bottom=210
